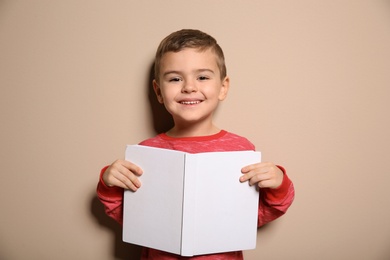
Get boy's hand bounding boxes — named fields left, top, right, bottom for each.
left=240, top=162, right=283, bottom=189
left=102, top=159, right=143, bottom=192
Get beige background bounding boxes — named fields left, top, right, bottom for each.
left=1, top=1, right=389, bottom=259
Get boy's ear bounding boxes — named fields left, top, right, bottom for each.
left=218, top=76, right=230, bottom=101
left=153, top=79, right=164, bottom=104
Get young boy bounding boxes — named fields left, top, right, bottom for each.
left=97, top=29, right=295, bottom=260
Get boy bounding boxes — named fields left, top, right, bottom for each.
left=97, top=29, right=295, bottom=260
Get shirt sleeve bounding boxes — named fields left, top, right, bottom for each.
left=257, top=166, right=295, bottom=227
left=96, top=166, right=124, bottom=225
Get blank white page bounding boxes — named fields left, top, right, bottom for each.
left=123, top=145, right=186, bottom=255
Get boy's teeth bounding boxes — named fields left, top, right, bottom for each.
left=181, top=101, right=200, bottom=105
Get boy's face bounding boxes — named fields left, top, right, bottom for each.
left=153, top=48, right=229, bottom=128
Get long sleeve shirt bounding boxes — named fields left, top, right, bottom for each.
left=97, top=130, right=295, bottom=260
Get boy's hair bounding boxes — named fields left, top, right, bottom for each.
left=154, top=29, right=227, bottom=82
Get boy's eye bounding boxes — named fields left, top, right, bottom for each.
left=169, top=77, right=181, bottom=82
left=198, top=76, right=209, bottom=81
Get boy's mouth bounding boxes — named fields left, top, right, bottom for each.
left=179, top=100, right=202, bottom=105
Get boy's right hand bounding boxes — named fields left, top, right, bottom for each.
left=102, top=159, right=143, bottom=192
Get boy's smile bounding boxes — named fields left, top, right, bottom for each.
left=153, top=48, right=229, bottom=135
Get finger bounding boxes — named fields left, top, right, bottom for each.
left=113, top=171, right=141, bottom=191
left=122, top=160, right=143, bottom=176
left=249, top=173, right=270, bottom=186
left=112, top=178, right=139, bottom=191
left=240, top=171, right=252, bottom=182
left=240, top=169, right=259, bottom=183
left=121, top=178, right=140, bottom=191
left=241, top=163, right=256, bottom=173
left=242, top=162, right=271, bottom=173
left=119, top=167, right=142, bottom=189
left=240, top=163, right=268, bottom=182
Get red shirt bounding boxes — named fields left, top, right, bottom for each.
left=97, top=130, right=295, bottom=260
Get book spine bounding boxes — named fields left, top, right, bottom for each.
left=180, top=154, right=197, bottom=257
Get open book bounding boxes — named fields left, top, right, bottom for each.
left=123, top=145, right=261, bottom=256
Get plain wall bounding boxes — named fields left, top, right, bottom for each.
left=1, top=1, right=389, bottom=259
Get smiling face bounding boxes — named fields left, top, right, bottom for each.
left=153, top=47, right=229, bottom=136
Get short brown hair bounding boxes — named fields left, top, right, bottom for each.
left=154, top=29, right=227, bottom=82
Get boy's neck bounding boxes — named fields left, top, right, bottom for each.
left=166, top=123, right=220, bottom=138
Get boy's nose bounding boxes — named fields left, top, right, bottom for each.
left=181, top=80, right=197, bottom=93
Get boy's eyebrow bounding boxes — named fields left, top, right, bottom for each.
left=162, top=70, right=181, bottom=77
left=162, top=69, right=215, bottom=77
left=196, top=68, right=215, bottom=74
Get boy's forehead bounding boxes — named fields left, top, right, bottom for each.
left=160, top=48, right=219, bottom=69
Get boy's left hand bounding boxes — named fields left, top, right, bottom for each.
left=240, top=162, right=284, bottom=189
